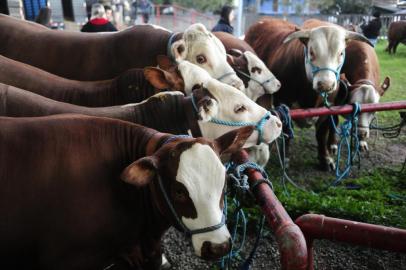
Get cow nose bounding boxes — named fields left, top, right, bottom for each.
left=358, top=129, right=368, bottom=139
left=201, top=239, right=231, bottom=260
left=317, top=81, right=336, bottom=93
left=275, top=81, right=281, bottom=89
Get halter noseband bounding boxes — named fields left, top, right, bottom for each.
left=235, top=68, right=277, bottom=88
left=191, top=94, right=272, bottom=145
left=155, top=135, right=226, bottom=236
left=217, top=71, right=237, bottom=82
left=167, top=32, right=180, bottom=61
left=304, top=46, right=345, bottom=81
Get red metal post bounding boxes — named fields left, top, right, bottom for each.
left=290, top=101, right=406, bottom=119
left=232, top=150, right=308, bottom=270
left=295, top=214, right=406, bottom=270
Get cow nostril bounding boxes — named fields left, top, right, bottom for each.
left=276, top=120, right=282, bottom=128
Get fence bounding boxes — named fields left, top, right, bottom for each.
left=243, top=12, right=406, bottom=37
left=149, top=4, right=216, bottom=33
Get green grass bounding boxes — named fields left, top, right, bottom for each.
left=261, top=40, right=406, bottom=229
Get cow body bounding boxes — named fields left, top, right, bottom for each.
left=386, top=20, right=406, bottom=54
left=0, top=114, right=257, bottom=269
left=0, top=115, right=169, bottom=269
left=245, top=18, right=371, bottom=169
left=0, top=15, right=243, bottom=89
left=0, top=55, right=161, bottom=106
left=342, top=40, right=390, bottom=150
left=0, top=15, right=172, bottom=80
left=0, top=82, right=282, bottom=147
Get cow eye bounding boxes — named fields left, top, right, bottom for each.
left=309, top=49, right=315, bottom=61
left=234, top=105, right=247, bottom=113
left=196, top=54, right=207, bottom=64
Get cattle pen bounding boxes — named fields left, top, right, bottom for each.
left=230, top=99, right=406, bottom=270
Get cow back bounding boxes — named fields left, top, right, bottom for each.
left=0, top=14, right=171, bottom=80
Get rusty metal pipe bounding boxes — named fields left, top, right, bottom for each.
left=289, top=101, right=406, bottom=119
left=232, top=150, right=308, bottom=270
left=295, top=214, right=406, bottom=270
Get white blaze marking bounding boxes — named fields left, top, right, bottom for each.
left=176, top=143, right=230, bottom=256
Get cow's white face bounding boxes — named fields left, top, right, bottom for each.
left=172, top=23, right=244, bottom=91
left=176, top=143, right=230, bottom=258
left=349, top=85, right=380, bottom=150
left=244, top=51, right=281, bottom=100
left=176, top=61, right=213, bottom=94
left=196, top=79, right=282, bottom=147
left=304, top=26, right=346, bottom=93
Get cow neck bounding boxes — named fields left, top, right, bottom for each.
left=183, top=96, right=203, bottom=137
left=110, top=69, right=159, bottom=105
left=130, top=94, right=191, bottom=135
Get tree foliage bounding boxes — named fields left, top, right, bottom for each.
left=315, top=0, right=374, bottom=14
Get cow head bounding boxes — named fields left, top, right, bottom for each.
left=348, top=77, right=390, bottom=151
left=227, top=49, right=281, bottom=101
left=121, top=127, right=255, bottom=260
left=170, top=23, right=244, bottom=91
left=284, top=26, right=372, bottom=94
left=145, top=61, right=282, bottom=147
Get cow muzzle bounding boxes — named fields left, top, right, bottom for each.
left=200, top=238, right=232, bottom=260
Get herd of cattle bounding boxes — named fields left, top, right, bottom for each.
left=0, top=13, right=393, bottom=269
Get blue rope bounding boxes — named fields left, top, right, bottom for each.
left=328, top=102, right=362, bottom=186
left=240, top=215, right=265, bottom=270
left=304, top=47, right=345, bottom=81
left=162, top=134, right=192, bottom=145
left=220, top=161, right=272, bottom=270
left=270, top=104, right=294, bottom=139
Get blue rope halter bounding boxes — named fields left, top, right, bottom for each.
left=191, top=94, right=272, bottom=145
left=156, top=134, right=226, bottom=236
left=217, top=71, right=238, bottom=82
left=235, top=68, right=277, bottom=88
left=304, top=46, right=345, bottom=81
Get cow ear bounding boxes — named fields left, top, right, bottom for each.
left=213, top=126, right=255, bottom=155
left=171, top=40, right=187, bottom=62
left=121, top=156, right=159, bottom=187
left=226, top=54, right=235, bottom=66
left=193, top=86, right=219, bottom=122
left=144, top=67, right=172, bottom=89
left=157, top=55, right=175, bottom=71
left=283, top=29, right=310, bottom=45
left=345, top=30, right=374, bottom=47
left=380, top=76, right=390, bottom=94
left=228, top=48, right=243, bottom=57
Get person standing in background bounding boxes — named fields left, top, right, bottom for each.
left=361, top=11, right=382, bottom=47
left=139, top=0, right=152, bottom=24
left=212, top=5, right=235, bottom=34
left=81, top=3, right=118, bottom=32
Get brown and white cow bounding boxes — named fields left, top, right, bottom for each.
left=0, top=15, right=243, bottom=89
left=0, top=114, right=255, bottom=269
left=244, top=18, right=372, bottom=170
left=214, top=31, right=281, bottom=102
left=386, top=20, right=406, bottom=54
left=341, top=40, right=390, bottom=151
left=0, top=81, right=282, bottom=148
left=0, top=54, right=170, bottom=107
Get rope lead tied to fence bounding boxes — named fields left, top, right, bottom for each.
left=220, top=161, right=273, bottom=270
left=331, top=102, right=362, bottom=186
